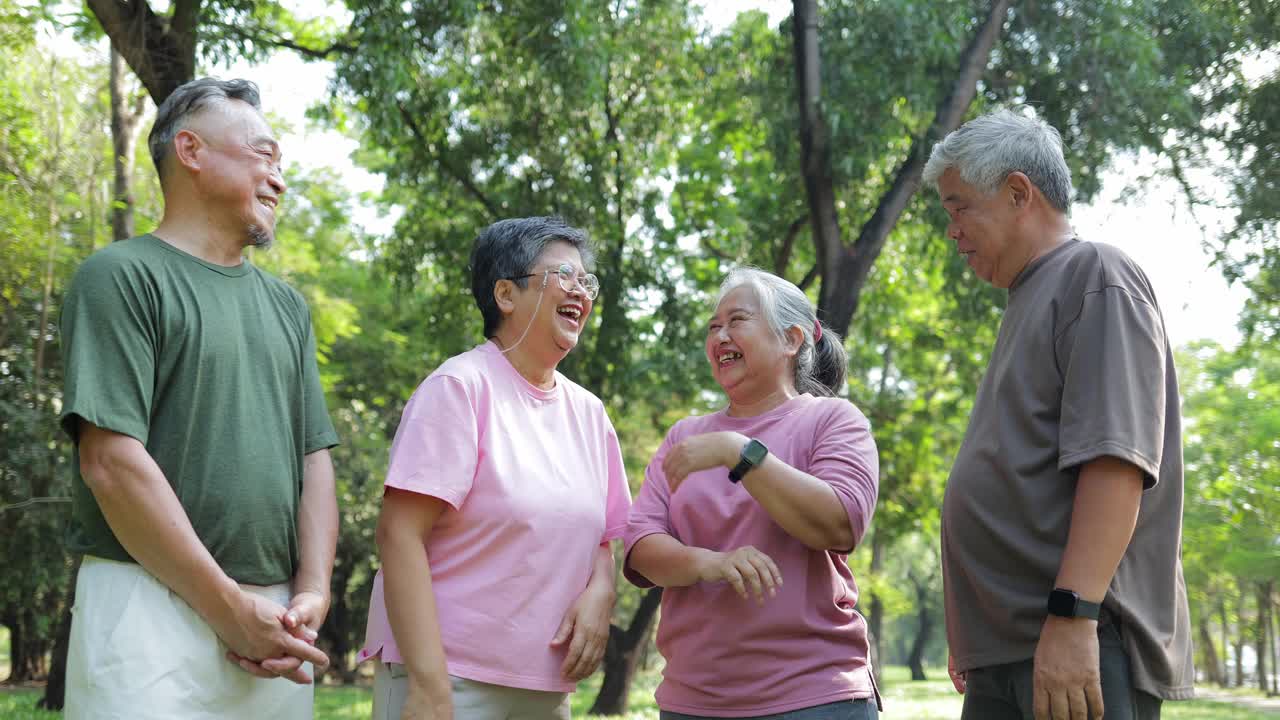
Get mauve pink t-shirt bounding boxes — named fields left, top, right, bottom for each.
left=624, top=394, right=879, bottom=717
left=359, top=341, right=632, bottom=692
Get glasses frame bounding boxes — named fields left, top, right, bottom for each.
left=505, top=263, right=600, bottom=301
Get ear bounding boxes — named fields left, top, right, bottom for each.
left=171, top=129, right=204, bottom=174
left=493, top=279, right=517, bottom=315
left=1006, top=171, right=1035, bottom=210
left=782, top=325, right=805, bottom=358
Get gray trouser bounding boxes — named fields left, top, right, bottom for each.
left=960, top=616, right=1162, bottom=720
left=372, top=662, right=571, bottom=720
left=660, top=698, right=878, bottom=720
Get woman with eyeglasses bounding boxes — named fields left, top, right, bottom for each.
left=360, top=217, right=631, bottom=720
left=624, top=268, right=881, bottom=720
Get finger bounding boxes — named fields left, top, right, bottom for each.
left=736, top=559, right=765, bottom=603
left=723, top=565, right=748, bottom=600
left=227, top=652, right=276, bottom=679
left=1034, top=683, right=1050, bottom=720
left=279, top=665, right=313, bottom=685
left=750, top=553, right=779, bottom=597
left=282, top=635, right=329, bottom=669
left=576, top=630, right=605, bottom=680
left=1086, top=677, right=1104, bottom=720
left=1049, top=688, right=1071, bottom=720
left=759, top=552, right=783, bottom=593
left=549, top=613, right=574, bottom=647
left=560, top=621, right=588, bottom=677
left=1068, top=687, right=1088, bottom=720
left=262, top=655, right=304, bottom=675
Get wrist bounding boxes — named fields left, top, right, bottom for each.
left=691, top=547, right=722, bottom=583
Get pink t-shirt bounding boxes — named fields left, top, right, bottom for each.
left=359, top=341, right=632, bottom=692
left=624, top=394, right=879, bottom=717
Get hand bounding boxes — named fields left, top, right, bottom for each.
left=695, top=546, right=782, bottom=603
left=228, top=590, right=329, bottom=683
left=550, top=580, right=614, bottom=681
left=662, top=431, right=747, bottom=492
left=948, top=653, right=966, bottom=694
left=401, top=677, right=453, bottom=720
left=1033, top=616, right=1103, bottom=720
left=214, top=589, right=329, bottom=684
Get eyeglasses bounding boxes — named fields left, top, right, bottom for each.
left=506, top=263, right=600, bottom=301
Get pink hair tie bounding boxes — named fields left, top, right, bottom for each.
left=814, top=320, right=822, bottom=342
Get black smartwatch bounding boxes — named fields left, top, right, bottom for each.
left=1047, top=588, right=1101, bottom=620
left=729, top=439, right=769, bottom=483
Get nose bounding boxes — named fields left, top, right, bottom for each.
left=947, top=222, right=961, bottom=241
left=268, top=166, right=287, bottom=195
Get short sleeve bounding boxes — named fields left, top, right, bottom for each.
left=809, top=401, right=880, bottom=553
left=58, top=257, right=157, bottom=444
left=600, top=420, right=632, bottom=542
left=301, top=310, right=339, bottom=453
left=1056, top=286, right=1166, bottom=487
left=383, top=375, right=480, bottom=509
left=622, top=430, right=678, bottom=588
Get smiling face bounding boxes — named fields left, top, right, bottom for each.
left=705, top=285, right=798, bottom=404
left=508, top=240, right=594, bottom=355
left=185, top=99, right=287, bottom=247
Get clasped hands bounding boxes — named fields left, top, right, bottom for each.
left=221, top=588, right=331, bottom=684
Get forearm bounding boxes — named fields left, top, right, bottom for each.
left=741, top=455, right=854, bottom=551
left=1055, top=456, right=1144, bottom=602
left=381, top=527, right=451, bottom=699
left=627, top=533, right=717, bottom=588
left=294, top=449, right=338, bottom=599
left=586, top=542, right=617, bottom=599
left=79, top=428, right=240, bottom=625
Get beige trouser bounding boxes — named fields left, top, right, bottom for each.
left=65, top=555, right=313, bottom=720
left=373, top=662, right=572, bottom=720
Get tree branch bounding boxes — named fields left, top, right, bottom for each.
left=87, top=0, right=193, bottom=104
left=396, top=101, right=500, bottom=219
left=774, top=215, right=809, bottom=276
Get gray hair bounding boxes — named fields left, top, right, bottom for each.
left=922, top=108, right=1074, bottom=212
left=717, top=268, right=847, bottom=397
left=148, top=78, right=262, bottom=183
left=469, top=217, right=595, bottom=338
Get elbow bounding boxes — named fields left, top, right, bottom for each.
left=800, top=519, right=856, bottom=553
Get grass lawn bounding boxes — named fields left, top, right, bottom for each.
left=2, top=665, right=1276, bottom=718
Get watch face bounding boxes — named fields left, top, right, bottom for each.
left=1047, top=589, right=1079, bottom=617
left=743, top=439, right=768, bottom=465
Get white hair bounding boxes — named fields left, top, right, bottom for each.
left=717, top=268, right=847, bottom=397
left=922, top=108, right=1074, bottom=212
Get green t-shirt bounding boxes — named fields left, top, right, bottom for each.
left=59, top=234, right=339, bottom=585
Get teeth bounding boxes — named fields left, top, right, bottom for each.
left=558, top=307, right=580, bottom=319
left=719, top=352, right=742, bottom=363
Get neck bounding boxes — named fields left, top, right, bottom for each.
left=153, top=205, right=248, bottom=267
left=1004, top=215, right=1075, bottom=287
left=726, top=383, right=798, bottom=418
left=491, top=336, right=560, bottom=390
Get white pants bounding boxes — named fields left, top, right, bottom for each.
left=372, top=662, right=571, bottom=720
left=65, top=555, right=313, bottom=720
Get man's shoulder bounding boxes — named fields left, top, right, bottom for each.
left=246, top=263, right=309, bottom=314
left=73, top=235, right=162, bottom=280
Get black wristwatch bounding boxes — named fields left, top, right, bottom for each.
left=1047, top=588, right=1101, bottom=620
left=728, top=439, right=769, bottom=483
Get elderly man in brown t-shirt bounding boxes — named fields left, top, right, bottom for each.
left=923, top=109, right=1194, bottom=720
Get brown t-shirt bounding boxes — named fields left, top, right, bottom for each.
left=941, top=239, right=1194, bottom=700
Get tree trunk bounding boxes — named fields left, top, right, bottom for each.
left=794, top=0, right=1013, bottom=336
left=1198, top=610, right=1224, bottom=686
left=907, top=574, right=932, bottom=681
left=39, top=555, right=81, bottom=711
left=1271, top=584, right=1279, bottom=695
left=1235, top=587, right=1246, bottom=687
left=1219, top=595, right=1232, bottom=687
left=1257, top=583, right=1269, bottom=692
left=588, top=587, right=662, bottom=716
left=110, top=42, right=147, bottom=243
left=867, top=537, right=884, bottom=685
left=87, top=0, right=198, bottom=105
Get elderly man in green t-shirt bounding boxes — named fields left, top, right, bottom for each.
left=58, top=77, right=338, bottom=719
left=925, top=109, right=1194, bottom=720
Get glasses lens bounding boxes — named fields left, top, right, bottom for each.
left=555, top=264, right=599, bottom=300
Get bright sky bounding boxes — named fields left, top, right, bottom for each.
left=51, top=0, right=1253, bottom=349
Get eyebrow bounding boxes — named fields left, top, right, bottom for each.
left=253, top=136, right=282, bottom=158
left=941, top=194, right=961, bottom=204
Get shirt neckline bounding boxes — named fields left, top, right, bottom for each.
left=144, top=233, right=253, bottom=278
left=479, top=340, right=562, bottom=401
left=1009, top=237, right=1080, bottom=293
left=712, top=394, right=815, bottom=427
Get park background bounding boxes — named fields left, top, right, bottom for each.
left=1, top=0, right=1278, bottom=717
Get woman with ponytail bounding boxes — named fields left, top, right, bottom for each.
left=624, top=268, right=881, bottom=719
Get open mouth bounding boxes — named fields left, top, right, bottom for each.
left=717, top=351, right=743, bottom=367
left=557, top=304, right=583, bottom=327
left=258, top=196, right=278, bottom=212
